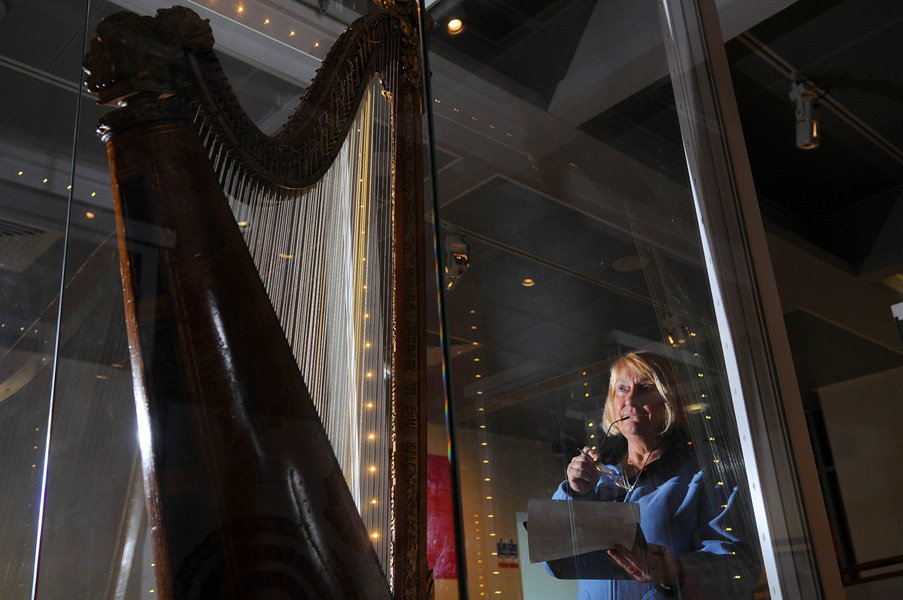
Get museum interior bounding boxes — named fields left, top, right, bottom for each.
left=1, top=0, right=901, bottom=598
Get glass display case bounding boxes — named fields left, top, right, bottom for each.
left=6, top=0, right=890, bottom=598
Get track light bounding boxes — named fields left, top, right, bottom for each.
left=789, top=80, right=821, bottom=150
left=444, top=234, right=469, bottom=291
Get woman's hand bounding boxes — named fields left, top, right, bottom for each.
left=607, top=543, right=682, bottom=586
left=566, top=447, right=602, bottom=496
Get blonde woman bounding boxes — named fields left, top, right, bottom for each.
left=554, top=351, right=757, bottom=599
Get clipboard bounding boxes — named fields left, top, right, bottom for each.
left=544, top=523, right=648, bottom=580
left=524, top=499, right=648, bottom=580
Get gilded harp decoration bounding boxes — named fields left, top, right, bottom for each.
left=84, top=3, right=428, bottom=599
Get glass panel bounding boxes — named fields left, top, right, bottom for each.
left=32, top=0, right=149, bottom=593
left=660, top=0, right=840, bottom=596
left=14, top=0, right=432, bottom=597
left=5, top=0, right=431, bottom=597
left=721, top=0, right=903, bottom=594
left=0, top=0, right=84, bottom=596
left=422, top=0, right=800, bottom=598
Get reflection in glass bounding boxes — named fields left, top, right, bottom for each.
left=424, top=0, right=774, bottom=598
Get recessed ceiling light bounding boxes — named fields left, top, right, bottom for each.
left=447, top=18, right=464, bottom=35
left=522, top=278, right=535, bottom=287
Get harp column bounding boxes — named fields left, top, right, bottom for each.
left=391, top=68, right=429, bottom=600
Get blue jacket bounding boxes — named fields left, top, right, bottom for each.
left=551, top=430, right=759, bottom=599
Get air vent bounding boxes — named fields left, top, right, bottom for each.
left=426, top=330, right=471, bottom=347
left=0, top=217, right=61, bottom=273
left=426, top=330, right=474, bottom=367
left=0, top=219, right=44, bottom=238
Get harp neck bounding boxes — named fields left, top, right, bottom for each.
left=85, top=5, right=425, bottom=189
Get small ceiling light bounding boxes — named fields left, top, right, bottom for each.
left=264, top=18, right=269, bottom=24
left=522, top=278, right=535, bottom=287
left=447, top=18, right=464, bottom=35
left=86, top=212, right=95, bottom=219
left=278, top=253, right=293, bottom=259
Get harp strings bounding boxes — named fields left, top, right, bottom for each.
left=196, top=44, right=399, bottom=572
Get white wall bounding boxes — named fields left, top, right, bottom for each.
left=819, top=367, right=903, bottom=587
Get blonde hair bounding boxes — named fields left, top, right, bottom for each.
left=601, top=351, right=688, bottom=436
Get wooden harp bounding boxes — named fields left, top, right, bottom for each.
left=83, top=3, right=429, bottom=598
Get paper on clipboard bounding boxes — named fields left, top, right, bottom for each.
left=526, top=499, right=641, bottom=564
